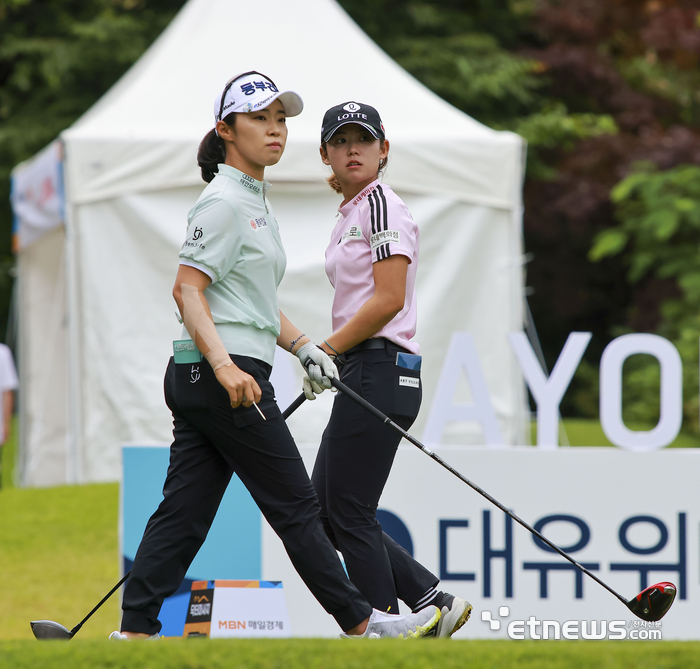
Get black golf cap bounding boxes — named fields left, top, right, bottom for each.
left=321, top=102, right=385, bottom=143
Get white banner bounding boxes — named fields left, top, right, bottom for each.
left=11, top=140, right=64, bottom=251
left=263, top=447, right=698, bottom=640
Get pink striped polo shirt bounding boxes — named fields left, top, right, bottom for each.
left=324, top=179, right=420, bottom=354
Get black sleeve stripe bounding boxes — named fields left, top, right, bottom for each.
left=385, top=243, right=391, bottom=257
left=367, top=193, right=382, bottom=235
left=371, top=188, right=384, bottom=233
left=376, top=185, right=389, bottom=231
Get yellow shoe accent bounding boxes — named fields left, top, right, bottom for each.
left=408, top=608, right=441, bottom=638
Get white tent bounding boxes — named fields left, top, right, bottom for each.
left=12, top=0, right=527, bottom=487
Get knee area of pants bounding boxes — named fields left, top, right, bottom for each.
left=267, top=497, right=321, bottom=530
left=327, top=514, right=382, bottom=540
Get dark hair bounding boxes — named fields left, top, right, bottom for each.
left=321, top=138, right=389, bottom=194
left=197, top=113, right=235, bottom=183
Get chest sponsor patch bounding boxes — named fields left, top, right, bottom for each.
left=340, top=226, right=363, bottom=243
left=399, top=375, right=420, bottom=388
left=250, top=217, right=268, bottom=230
left=370, top=230, right=400, bottom=250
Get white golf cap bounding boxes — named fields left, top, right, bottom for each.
left=214, top=71, right=304, bottom=123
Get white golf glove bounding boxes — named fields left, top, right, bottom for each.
left=302, top=371, right=325, bottom=401
left=295, top=342, right=338, bottom=395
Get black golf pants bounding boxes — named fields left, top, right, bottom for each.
left=311, top=342, right=439, bottom=614
left=121, top=355, right=371, bottom=635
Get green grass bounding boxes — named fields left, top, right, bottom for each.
left=1, top=420, right=698, bottom=666
left=0, top=639, right=699, bottom=669
left=0, top=482, right=120, bottom=640
left=532, top=418, right=699, bottom=448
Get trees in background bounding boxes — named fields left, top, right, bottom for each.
left=0, top=0, right=185, bottom=336
left=3, top=0, right=700, bottom=430
left=339, top=0, right=700, bottom=430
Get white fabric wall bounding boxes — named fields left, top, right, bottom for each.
left=14, top=0, right=528, bottom=486
left=68, top=183, right=522, bottom=482
left=17, top=225, right=68, bottom=486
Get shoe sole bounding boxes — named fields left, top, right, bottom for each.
left=436, top=600, right=472, bottom=638
left=407, top=607, right=441, bottom=639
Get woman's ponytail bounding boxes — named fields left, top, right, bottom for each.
left=197, top=129, right=226, bottom=183
left=326, top=173, right=343, bottom=194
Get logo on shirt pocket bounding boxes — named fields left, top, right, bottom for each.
left=250, top=217, right=268, bottom=230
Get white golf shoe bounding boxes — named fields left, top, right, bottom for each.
left=435, top=596, right=472, bottom=638
left=109, top=630, right=161, bottom=640
left=339, top=605, right=440, bottom=639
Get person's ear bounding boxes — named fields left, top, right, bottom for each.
left=320, top=145, right=331, bottom=166
left=217, top=119, right=235, bottom=141
left=379, top=138, right=390, bottom=160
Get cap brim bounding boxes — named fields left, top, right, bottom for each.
left=322, top=121, right=382, bottom=143
left=275, top=91, right=304, bottom=117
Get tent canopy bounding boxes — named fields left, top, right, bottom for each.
left=13, top=0, right=527, bottom=486
left=63, top=0, right=521, bottom=208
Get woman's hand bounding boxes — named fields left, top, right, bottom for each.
left=214, top=363, right=262, bottom=408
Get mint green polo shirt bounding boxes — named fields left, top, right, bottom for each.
left=179, top=164, right=286, bottom=366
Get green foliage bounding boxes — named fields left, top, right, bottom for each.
left=512, top=103, right=618, bottom=179
left=514, top=104, right=617, bottom=152
left=590, top=163, right=700, bottom=432
left=387, top=32, right=544, bottom=125
left=620, top=56, right=700, bottom=127
left=591, top=164, right=700, bottom=285
left=0, top=0, right=185, bottom=339
left=339, top=0, right=552, bottom=128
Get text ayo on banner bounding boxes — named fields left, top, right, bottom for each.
left=423, top=332, right=688, bottom=451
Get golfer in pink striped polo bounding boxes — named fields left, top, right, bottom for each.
left=306, top=102, right=472, bottom=639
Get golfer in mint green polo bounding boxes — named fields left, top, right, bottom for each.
left=179, top=163, right=286, bottom=366
left=113, top=71, right=440, bottom=641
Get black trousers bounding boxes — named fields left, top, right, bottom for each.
left=311, top=342, right=439, bottom=613
left=121, top=355, right=371, bottom=635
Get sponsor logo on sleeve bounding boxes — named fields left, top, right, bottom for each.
left=370, top=230, right=400, bottom=250
left=182, top=226, right=206, bottom=250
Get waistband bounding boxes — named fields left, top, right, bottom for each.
left=344, top=338, right=409, bottom=356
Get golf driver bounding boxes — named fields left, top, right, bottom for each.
left=282, top=382, right=677, bottom=622
left=31, top=570, right=131, bottom=640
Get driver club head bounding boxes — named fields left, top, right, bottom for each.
left=30, top=620, right=74, bottom=640
left=626, top=582, right=677, bottom=622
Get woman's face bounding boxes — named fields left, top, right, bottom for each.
left=321, top=123, right=388, bottom=195
left=218, top=99, right=288, bottom=179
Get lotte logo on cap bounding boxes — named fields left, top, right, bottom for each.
left=343, top=102, right=361, bottom=112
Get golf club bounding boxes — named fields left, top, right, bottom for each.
left=31, top=570, right=131, bottom=640
left=282, top=380, right=677, bottom=622
left=31, top=389, right=334, bottom=640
